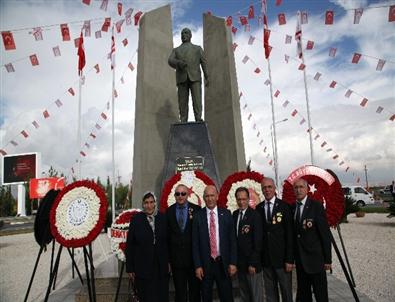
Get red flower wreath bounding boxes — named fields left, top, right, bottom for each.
left=160, top=170, right=215, bottom=212
left=218, top=171, right=264, bottom=211
left=50, top=180, right=108, bottom=248
left=281, top=165, right=344, bottom=227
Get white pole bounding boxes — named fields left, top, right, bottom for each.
left=111, top=26, right=116, bottom=222
left=78, top=72, right=83, bottom=180
left=17, top=184, right=26, bottom=216
left=298, top=11, right=315, bottom=165
left=267, top=59, right=280, bottom=189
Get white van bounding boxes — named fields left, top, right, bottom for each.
left=342, top=186, right=375, bottom=206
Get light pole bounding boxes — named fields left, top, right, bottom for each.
left=270, top=118, right=288, bottom=189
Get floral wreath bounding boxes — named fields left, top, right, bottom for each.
left=218, top=171, right=264, bottom=212
left=110, top=209, right=141, bottom=262
left=281, top=165, right=344, bottom=227
left=160, top=170, right=215, bottom=212
left=50, top=180, right=108, bottom=248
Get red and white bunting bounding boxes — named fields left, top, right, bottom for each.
left=333, top=155, right=339, bottom=160
left=276, top=0, right=282, bottom=6
left=321, top=141, right=327, bottom=147
left=84, top=20, right=91, bottom=37
left=232, top=43, right=238, bottom=51
left=376, top=59, right=385, bottom=71
left=33, top=27, right=43, bottom=41
left=240, top=16, right=248, bottom=26
left=117, top=2, right=123, bottom=16
left=5, top=63, right=15, bottom=72
left=298, top=63, right=305, bottom=70
left=68, top=87, right=75, bottom=96
left=352, top=53, right=362, bottom=63
left=0, top=149, right=7, bottom=156
left=360, top=98, right=368, bottom=107
left=376, top=106, right=383, bottom=114
left=248, top=35, right=255, bottom=45
left=43, top=110, right=50, bottom=119
left=94, top=64, right=100, bottom=73
left=90, top=133, right=96, bottom=139
left=80, top=151, right=86, bottom=157
left=60, top=24, right=70, bottom=41
left=248, top=5, right=254, bottom=19
left=314, top=72, right=322, bottom=80
left=390, top=114, right=395, bottom=121
left=32, top=121, right=39, bottom=129
left=329, top=47, right=337, bottom=57
left=128, top=62, right=134, bottom=71
left=345, top=89, right=352, bottom=98
left=116, top=20, right=124, bottom=33
left=282, top=100, right=289, bottom=107
left=11, top=140, right=18, bottom=146
left=325, top=11, right=334, bottom=25
left=264, top=79, right=270, bottom=86
left=95, top=123, right=101, bottom=130
left=326, top=148, right=333, bottom=152
left=100, top=0, right=108, bottom=11
left=314, top=134, right=320, bottom=140
left=122, top=38, right=128, bottom=46
left=389, top=5, right=395, bottom=22
left=306, top=40, right=314, bottom=50
left=101, top=112, right=107, bottom=120
left=278, top=13, right=286, bottom=25
left=30, top=54, right=39, bottom=66
left=232, top=26, right=237, bottom=35
left=82, top=0, right=91, bottom=6
left=226, top=16, right=232, bottom=27
left=301, top=11, right=308, bottom=24
left=329, top=81, right=337, bottom=88
left=339, top=161, right=344, bottom=166
left=299, top=118, right=306, bottom=125
left=285, top=34, right=292, bottom=44
left=254, top=67, right=261, bottom=74
left=354, top=8, right=363, bottom=24
left=2, top=31, right=16, bottom=50
left=102, top=18, right=111, bottom=32
left=95, top=31, right=102, bottom=39
left=21, top=130, right=29, bottom=138
left=53, top=46, right=61, bottom=57
left=274, top=90, right=280, bottom=97
left=55, top=99, right=63, bottom=107
left=134, top=11, right=143, bottom=26
left=242, top=55, right=249, bottom=64
left=291, top=109, right=298, bottom=117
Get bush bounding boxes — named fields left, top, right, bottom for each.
left=341, top=196, right=360, bottom=223
left=360, top=206, right=389, bottom=214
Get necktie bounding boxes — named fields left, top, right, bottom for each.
left=237, top=211, right=243, bottom=236
left=178, top=206, right=185, bottom=231
left=209, top=210, right=218, bottom=259
left=147, top=215, right=156, bottom=244
left=266, top=201, right=271, bottom=222
left=295, top=201, right=302, bottom=223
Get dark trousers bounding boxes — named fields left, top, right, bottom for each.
left=173, top=267, right=201, bottom=302
left=135, top=275, right=169, bottom=302
left=202, top=258, right=234, bottom=302
left=262, top=267, right=292, bottom=302
left=295, top=264, right=328, bottom=302
left=177, top=79, right=202, bottom=122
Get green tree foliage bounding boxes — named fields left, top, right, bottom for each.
left=0, top=186, right=16, bottom=217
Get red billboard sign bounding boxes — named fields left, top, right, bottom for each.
left=29, top=177, right=65, bottom=199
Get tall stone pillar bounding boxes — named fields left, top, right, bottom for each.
left=131, top=5, right=178, bottom=207
left=203, top=14, right=246, bottom=183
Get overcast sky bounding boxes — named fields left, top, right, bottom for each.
left=0, top=0, right=394, bottom=187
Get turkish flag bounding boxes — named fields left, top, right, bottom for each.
left=285, top=35, right=292, bottom=44
left=248, top=36, right=255, bottom=45
left=90, top=133, right=96, bottom=139
left=376, top=59, right=385, bottom=71
left=282, top=100, right=289, bottom=107
left=128, top=62, right=134, bottom=71
left=53, top=46, right=61, bottom=57
left=354, top=8, right=363, bottom=24
left=345, top=90, right=352, bottom=98
left=30, top=54, right=39, bottom=66
left=301, top=11, right=308, bottom=24
left=77, top=32, right=85, bottom=75
left=94, top=64, right=100, bottom=73
left=360, top=98, right=368, bottom=107
left=102, top=18, right=111, bottom=32
left=314, top=134, right=320, bottom=140
left=5, top=63, right=14, bottom=72
left=82, top=0, right=90, bottom=5
left=100, top=0, right=108, bottom=11
left=43, top=110, right=50, bottom=118
left=242, top=55, right=249, bottom=64
left=276, top=0, right=282, bottom=6
left=134, top=11, right=143, bottom=26
left=232, top=26, right=237, bottom=34
left=291, top=109, right=298, bottom=117
left=306, top=40, right=314, bottom=50
left=390, top=114, right=395, bottom=121
left=122, top=38, right=128, bottom=46
left=240, top=16, right=248, bottom=26
left=117, top=3, right=122, bottom=16
left=329, top=81, right=337, bottom=88
left=376, top=106, right=383, bottom=113
left=32, top=121, right=39, bottom=128
left=325, top=11, right=334, bottom=24
left=2, top=31, right=16, bottom=50
left=55, top=99, right=63, bottom=107
left=329, top=47, right=337, bottom=57
left=352, top=53, right=361, bottom=63
left=248, top=5, right=254, bottom=19
left=21, top=130, right=29, bottom=138
left=264, top=29, right=271, bottom=59
left=60, top=24, right=70, bottom=41
left=116, top=20, right=124, bottom=33
left=254, top=67, right=261, bottom=74
left=333, top=155, right=339, bottom=160
left=389, top=5, right=395, bottom=22
left=314, top=72, right=321, bottom=80
left=274, top=90, right=280, bottom=97
left=321, top=141, right=327, bottom=147
left=101, top=112, right=107, bottom=120
left=80, top=151, right=86, bottom=157
left=0, top=149, right=7, bottom=156
left=298, top=63, right=305, bottom=70
left=68, top=87, right=75, bottom=96
left=278, top=13, right=286, bottom=25
left=33, top=27, right=43, bottom=41
left=264, top=79, right=270, bottom=86
left=95, top=31, right=102, bottom=39
left=226, top=16, right=232, bottom=27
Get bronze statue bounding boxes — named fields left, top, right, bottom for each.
left=168, top=28, right=209, bottom=123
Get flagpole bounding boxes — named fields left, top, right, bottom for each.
left=111, top=26, right=116, bottom=222
left=78, top=71, right=82, bottom=180
left=297, top=11, right=315, bottom=165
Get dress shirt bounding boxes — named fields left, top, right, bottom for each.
left=206, top=206, right=220, bottom=256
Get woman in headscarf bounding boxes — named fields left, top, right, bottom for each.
left=126, top=191, right=169, bottom=301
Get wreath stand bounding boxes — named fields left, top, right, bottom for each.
left=114, top=261, right=125, bottom=302
left=42, top=243, right=96, bottom=302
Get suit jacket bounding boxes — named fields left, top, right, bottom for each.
left=167, top=202, right=201, bottom=269
left=233, top=207, right=263, bottom=272
left=168, top=42, right=208, bottom=84
left=192, top=207, right=237, bottom=273
left=125, top=212, right=168, bottom=279
left=292, top=198, right=332, bottom=274
left=257, top=198, right=294, bottom=268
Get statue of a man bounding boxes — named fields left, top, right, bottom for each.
left=168, top=28, right=209, bottom=123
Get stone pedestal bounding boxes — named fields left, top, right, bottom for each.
left=203, top=13, right=246, bottom=183
left=131, top=5, right=178, bottom=207
left=161, top=122, right=220, bottom=190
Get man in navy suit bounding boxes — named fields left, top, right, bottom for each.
left=167, top=184, right=201, bottom=302
left=293, top=178, right=332, bottom=302
left=192, top=185, right=237, bottom=302
left=257, top=177, right=293, bottom=302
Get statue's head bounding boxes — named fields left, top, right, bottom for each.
left=181, top=28, right=192, bottom=43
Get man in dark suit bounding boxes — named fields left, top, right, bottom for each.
left=293, top=178, right=332, bottom=302
left=233, top=187, right=264, bottom=302
left=168, top=27, right=209, bottom=122
left=126, top=192, right=169, bottom=302
left=192, top=185, right=237, bottom=302
left=257, top=177, right=293, bottom=302
left=167, top=184, right=201, bottom=302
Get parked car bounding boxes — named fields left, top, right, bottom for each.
left=342, top=186, right=375, bottom=207
left=379, top=186, right=391, bottom=195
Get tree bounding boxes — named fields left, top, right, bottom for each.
left=0, top=186, right=16, bottom=216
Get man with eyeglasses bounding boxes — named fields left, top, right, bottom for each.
left=167, top=184, right=201, bottom=302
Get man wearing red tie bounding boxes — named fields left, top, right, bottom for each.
left=192, top=185, right=237, bottom=301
